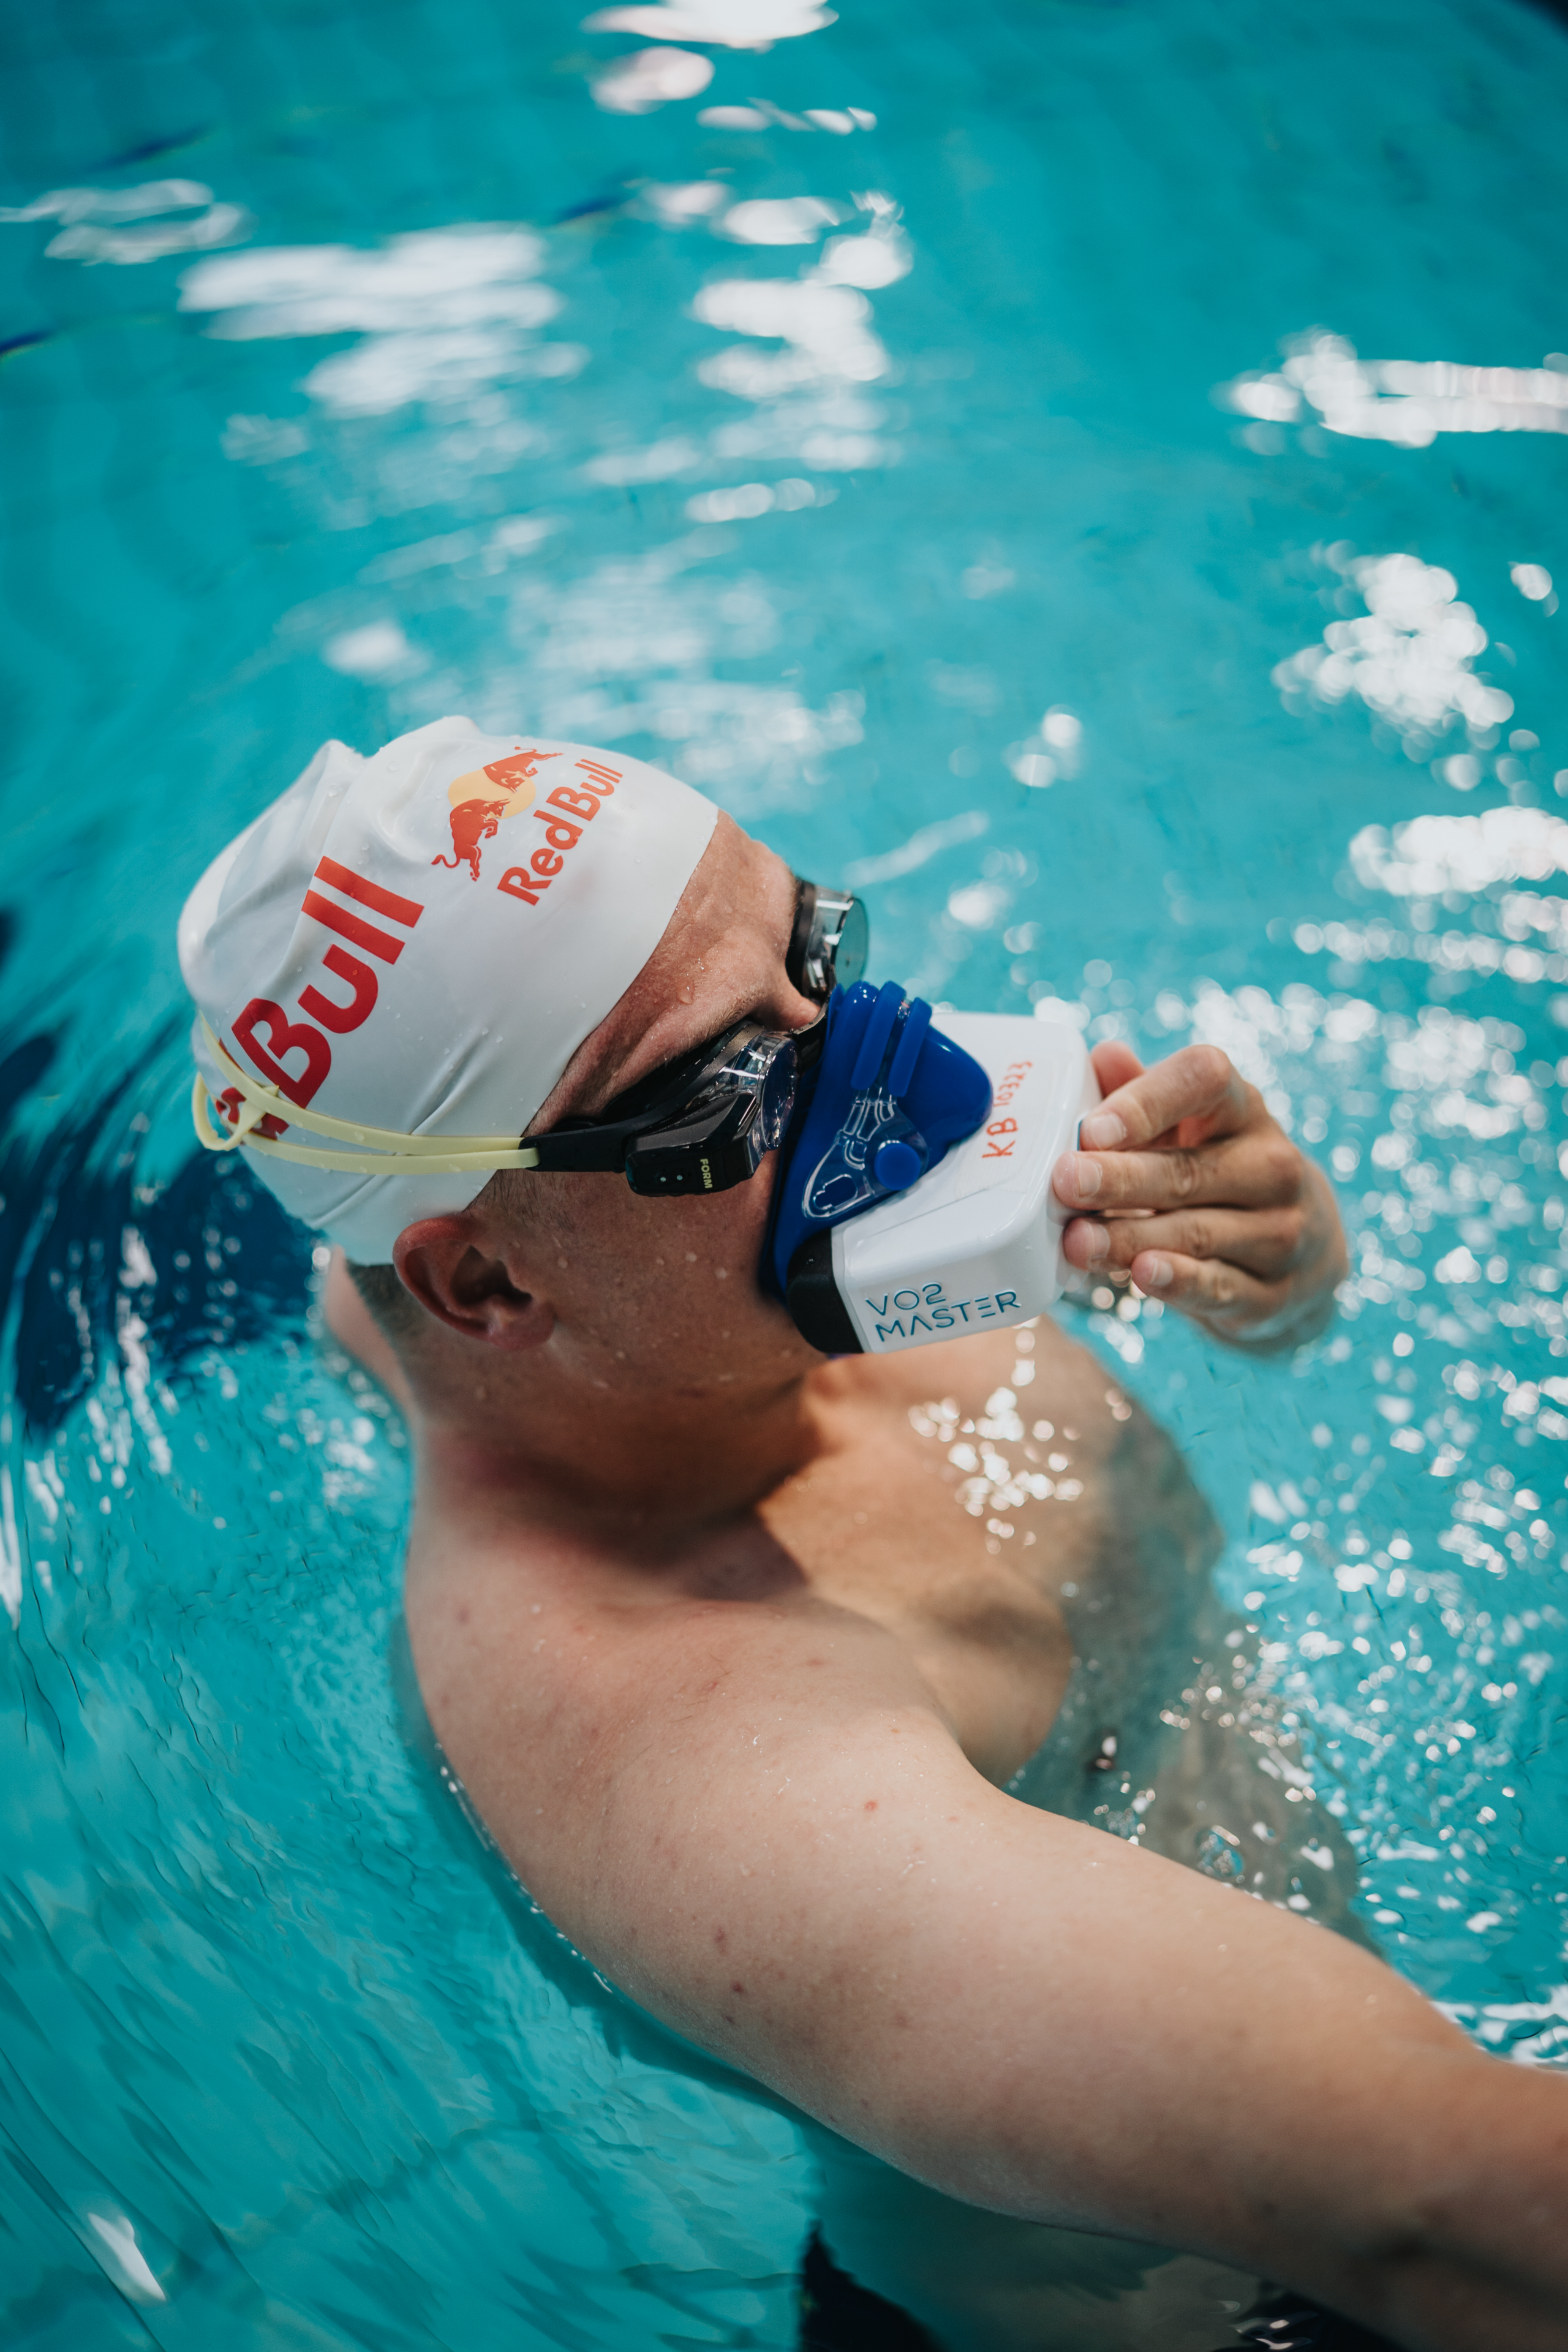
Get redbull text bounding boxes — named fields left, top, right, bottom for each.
left=222, top=857, right=424, bottom=1129
left=499, top=759, right=620, bottom=906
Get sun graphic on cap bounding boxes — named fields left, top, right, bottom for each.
left=433, top=746, right=560, bottom=880
left=448, top=746, right=553, bottom=818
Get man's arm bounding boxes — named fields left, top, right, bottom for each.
left=433, top=1591, right=1568, bottom=2352
left=1052, top=1040, right=1348, bottom=1349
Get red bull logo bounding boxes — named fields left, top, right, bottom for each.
left=497, top=758, right=620, bottom=906
left=223, top=856, right=427, bottom=1130
left=432, top=747, right=558, bottom=880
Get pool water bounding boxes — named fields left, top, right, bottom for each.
left=3, top=0, right=1568, bottom=2340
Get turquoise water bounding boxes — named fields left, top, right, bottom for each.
left=4, top=0, right=1568, bottom=2339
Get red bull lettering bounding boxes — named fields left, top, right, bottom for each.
left=216, top=1086, right=287, bottom=1140
left=313, top=855, right=425, bottom=929
left=300, top=889, right=410, bottom=965
left=499, top=760, right=620, bottom=906
left=224, top=858, right=426, bottom=1130
left=232, top=999, right=333, bottom=1109
left=300, top=945, right=379, bottom=1034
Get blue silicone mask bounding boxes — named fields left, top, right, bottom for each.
left=768, top=981, right=992, bottom=1299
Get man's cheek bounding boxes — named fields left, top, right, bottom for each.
left=740, top=1152, right=785, bottom=1278
left=673, top=1157, right=781, bottom=1296
left=628, top=1167, right=775, bottom=1267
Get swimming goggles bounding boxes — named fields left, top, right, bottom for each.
left=192, top=873, right=867, bottom=1186
left=528, top=1014, right=822, bottom=1195
left=517, top=875, right=865, bottom=1197
left=787, top=879, right=867, bottom=1003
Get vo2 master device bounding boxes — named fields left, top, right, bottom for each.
left=769, top=987, right=1099, bottom=1356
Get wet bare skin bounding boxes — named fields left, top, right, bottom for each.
left=332, top=1264, right=1568, bottom=2352
left=389, top=1311, right=1144, bottom=1795
left=321, top=811, right=1568, bottom=2350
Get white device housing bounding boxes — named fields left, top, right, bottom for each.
left=830, top=1012, right=1098, bottom=1354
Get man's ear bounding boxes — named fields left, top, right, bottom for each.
left=393, top=1215, right=556, bottom=1351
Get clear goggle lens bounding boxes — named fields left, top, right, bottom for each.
left=709, top=1030, right=799, bottom=1150
left=758, top=1043, right=797, bottom=1148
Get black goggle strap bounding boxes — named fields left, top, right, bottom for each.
left=787, top=880, right=820, bottom=999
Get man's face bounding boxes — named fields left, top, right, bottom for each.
left=492, top=813, right=829, bottom=1390
left=533, top=810, right=822, bottom=1124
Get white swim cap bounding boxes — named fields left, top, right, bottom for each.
left=178, top=716, right=718, bottom=1262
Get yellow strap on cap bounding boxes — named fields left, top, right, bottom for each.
left=190, top=1018, right=541, bottom=1177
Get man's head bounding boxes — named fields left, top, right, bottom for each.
left=179, top=718, right=725, bottom=1263
left=180, top=720, right=826, bottom=1412
left=373, top=799, right=827, bottom=1407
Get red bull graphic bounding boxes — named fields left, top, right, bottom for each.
left=223, top=857, right=426, bottom=1132
left=498, top=759, right=620, bottom=905
left=432, top=747, right=557, bottom=880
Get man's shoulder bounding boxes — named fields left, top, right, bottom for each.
left=409, top=1535, right=923, bottom=1768
left=407, top=1524, right=952, bottom=1924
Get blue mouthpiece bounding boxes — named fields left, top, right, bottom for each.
left=873, top=1138, right=924, bottom=1190
left=768, top=981, right=992, bottom=1298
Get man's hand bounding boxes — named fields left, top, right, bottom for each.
left=1051, top=1040, right=1348, bottom=1351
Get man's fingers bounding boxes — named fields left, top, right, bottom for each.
left=1088, top=1039, right=1145, bottom=1098
left=1055, top=1041, right=1349, bottom=1352
left=1128, top=1206, right=1305, bottom=1281
left=1063, top=1204, right=1306, bottom=1282
left=1054, top=1131, right=1302, bottom=1218
left=1079, top=1043, right=1249, bottom=1155
left=1061, top=1215, right=1278, bottom=1316
left=1127, top=1248, right=1279, bottom=1326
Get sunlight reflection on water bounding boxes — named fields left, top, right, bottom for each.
left=4, top=0, right=1568, bottom=2338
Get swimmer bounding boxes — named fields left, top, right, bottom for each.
left=181, top=720, right=1568, bottom=2352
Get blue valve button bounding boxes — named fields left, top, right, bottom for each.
left=873, top=1139, right=923, bottom=1191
